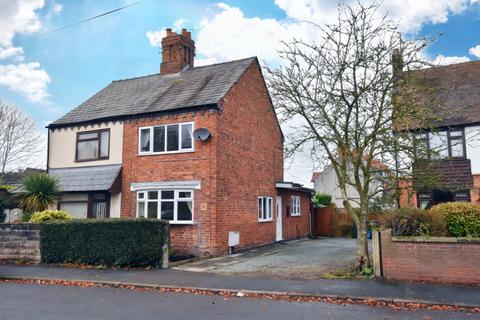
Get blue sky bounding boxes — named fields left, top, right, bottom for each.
left=1, top=0, right=480, bottom=184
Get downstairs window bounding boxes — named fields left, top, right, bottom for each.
left=137, top=190, right=194, bottom=224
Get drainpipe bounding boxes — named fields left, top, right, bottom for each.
left=309, top=195, right=313, bottom=238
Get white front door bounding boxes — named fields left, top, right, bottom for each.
left=276, top=196, right=283, bottom=241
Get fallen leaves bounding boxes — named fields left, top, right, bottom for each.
left=0, top=277, right=478, bottom=314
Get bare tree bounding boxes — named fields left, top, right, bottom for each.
left=267, top=2, right=441, bottom=269
left=0, top=101, right=42, bottom=182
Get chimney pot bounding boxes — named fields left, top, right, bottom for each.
left=181, top=28, right=191, bottom=38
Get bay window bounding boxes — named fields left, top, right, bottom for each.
left=137, top=190, right=194, bottom=224
left=139, top=122, right=194, bottom=155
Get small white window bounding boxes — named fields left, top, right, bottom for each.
left=291, top=196, right=301, bottom=216
left=139, top=122, right=194, bottom=155
left=258, top=196, right=273, bottom=222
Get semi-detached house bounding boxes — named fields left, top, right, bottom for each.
left=47, top=28, right=313, bottom=256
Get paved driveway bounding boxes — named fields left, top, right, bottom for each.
left=175, top=238, right=366, bottom=279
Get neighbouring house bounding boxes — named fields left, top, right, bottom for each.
left=396, top=59, right=480, bottom=209
left=1, top=168, right=45, bottom=222
left=47, top=28, right=313, bottom=256
left=311, top=159, right=389, bottom=209
left=1, top=168, right=45, bottom=187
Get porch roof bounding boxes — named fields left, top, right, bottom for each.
left=276, top=181, right=314, bottom=194
left=49, top=164, right=122, bottom=192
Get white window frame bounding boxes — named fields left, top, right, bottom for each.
left=136, top=189, right=194, bottom=224
left=138, top=121, right=195, bottom=155
left=258, top=196, right=273, bottom=222
left=291, top=196, right=301, bottom=216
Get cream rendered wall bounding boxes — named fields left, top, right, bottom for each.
left=49, top=122, right=123, bottom=168
left=110, top=192, right=122, bottom=218
left=465, top=125, right=480, bottom=175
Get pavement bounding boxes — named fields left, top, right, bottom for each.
left=0, top=264, right=479, bottom=308
left=174, top=238, right=366, bottom=279
left=2, top=282, right=479, bottom=320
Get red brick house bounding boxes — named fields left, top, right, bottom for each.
left=47, top=28, right=313, bottom=257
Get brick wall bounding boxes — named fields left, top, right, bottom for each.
left=278, top=190, right=311, bottom=240
left=121, top=59, right=284, bottom=257
left=379, top=229, right=480, bottom=285
left=0, top=224, right=41, bottom=263
left=214, top=60, right=284, bottom=254
left=121, top=110, right=219, bottom=256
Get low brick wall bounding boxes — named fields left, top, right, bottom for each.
left=377, top=229, right=480, bottom=285
left=0, top=224, right=41, bottom=263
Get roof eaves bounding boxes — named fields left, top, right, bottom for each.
left=47, top=103, right=220, bottom=129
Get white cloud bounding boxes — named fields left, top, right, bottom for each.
left=0, top=0, right=44, bottom=60
left=191, top=1, right=479, bottom=67
left=146, top=18, right=188, bottom=48
left=432, top=54, right=470, bottom=65
left=469, top=45, right=480, bottom=58
left=146, top=30, right=165, bottom=48
left=195, top=3, right=311, bottom=66
left=275, top=0, right=477, bottom=32
left=0, top=62, right=51, bottom=102
left=53, top=3, right=63, bottom=15
left=0, top=47, right=24, bottom=60
left=0, top=0, right=51, bottom=103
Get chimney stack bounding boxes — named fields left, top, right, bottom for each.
left=392, top=48, right=404, bottom=78
left=160, top=28, right=195, bottom=75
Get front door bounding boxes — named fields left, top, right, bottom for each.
left=276, top=196, right=283, bottom=241
left=88, top=193, right=110, bottom=218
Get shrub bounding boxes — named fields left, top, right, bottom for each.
left=312, top=193, right=332, bottom=207
left=431, top=202, right=480, bottom=237
left=29, top=210, right=72, bottom=223
left=39, top=219, right=169, bottom=267
left=20, top=211, right=33, bottom=223
left=18, top=173, right=59, bottom=212
left=381, top=208, right=447, bottom=237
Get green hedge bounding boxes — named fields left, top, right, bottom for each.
left=39, top=219, right=169, bottom=267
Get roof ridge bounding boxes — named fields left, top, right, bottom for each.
left=409, top=59, right=480, bottom=73
left=111, top=56, right=257, bottom=83
left=189, top=56, right=257, bottom=70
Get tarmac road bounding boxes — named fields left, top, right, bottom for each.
left=1, top=282, right=479, bottom=320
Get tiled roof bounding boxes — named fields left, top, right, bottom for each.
left=49, top=165, right=121, bottom=192
left=405, top=60, right=480, bottom=127
left=51, top=57, right=256, bottom=127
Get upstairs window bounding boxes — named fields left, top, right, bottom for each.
left=76, top=129, right=110, bottom=161
left=139, top=122, right=194, bottom=155
left=291, top=196, right=301, bottom=216
left=415, top=129, right=465, bottom=159
left=258, top=196, right=273, bottom=222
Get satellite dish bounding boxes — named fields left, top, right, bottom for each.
left=193, top=128, right=211, bottom=141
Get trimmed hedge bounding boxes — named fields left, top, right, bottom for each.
left=39, top=219, right=169, bottom=267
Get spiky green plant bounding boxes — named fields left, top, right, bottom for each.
left=19, top=173, right=59, bottom=213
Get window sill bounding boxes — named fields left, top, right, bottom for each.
left=290, top=214, right=301, bottom=217
left=258, top=219, right=273, bottom=223
left=138, top=149, right=195, bottom=157
left=74, top=158, right=110, bottom=163
left=168, top=221, right=195, bottom=225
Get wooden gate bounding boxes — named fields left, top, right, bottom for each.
left=313, top=206, right=333, bottom=237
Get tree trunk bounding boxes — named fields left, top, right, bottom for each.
left=354, top=214, right=370, bottom=271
